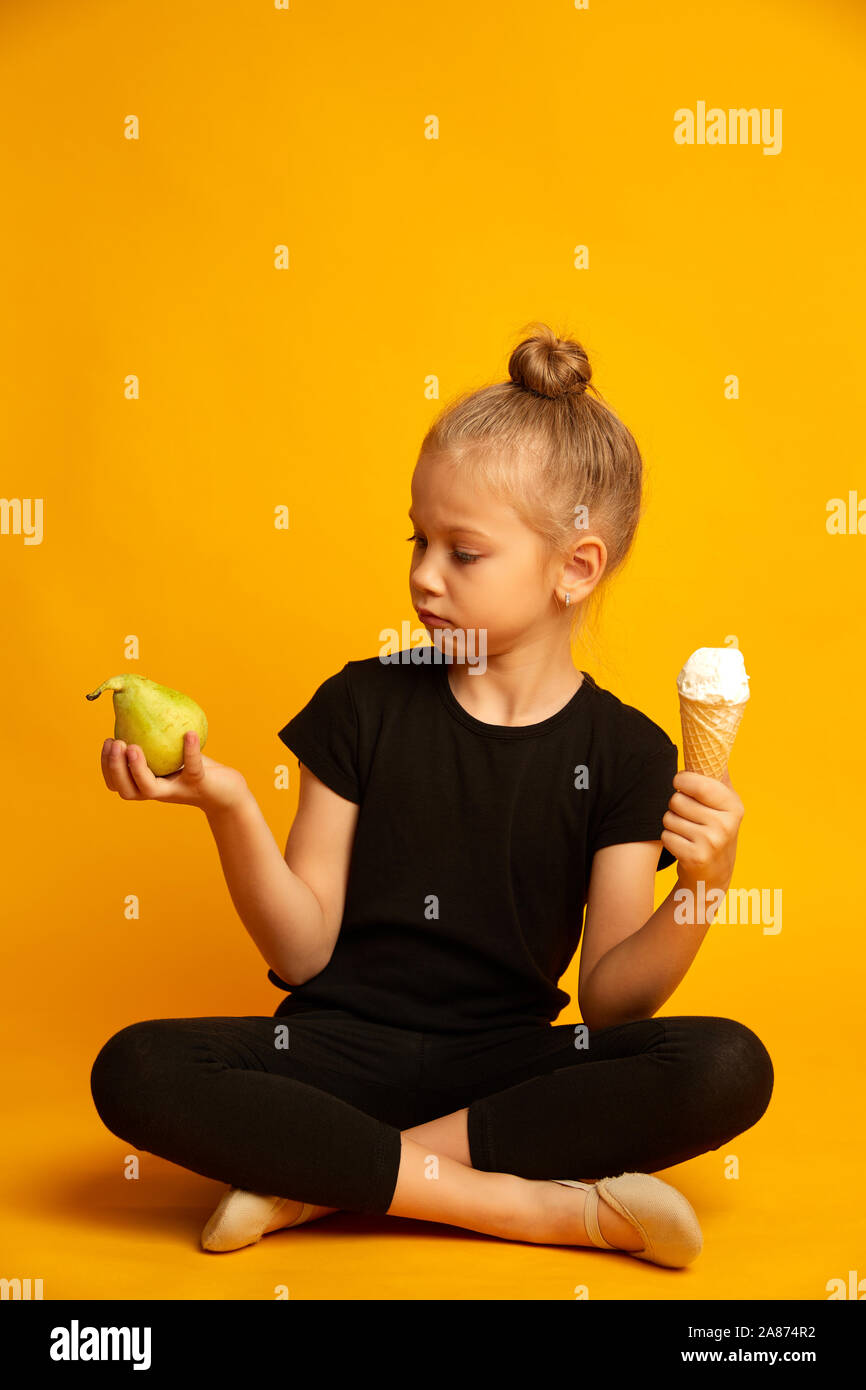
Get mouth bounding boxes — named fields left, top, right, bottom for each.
left=417, top=608, right=454, bottom=626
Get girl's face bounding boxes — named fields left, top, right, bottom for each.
left=408, top=450, right=573, bottom=653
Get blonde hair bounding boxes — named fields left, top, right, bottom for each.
left=417, top=320, right=647, bottom=668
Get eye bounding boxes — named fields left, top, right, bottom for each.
left=405, top=534, right=480, bottom=565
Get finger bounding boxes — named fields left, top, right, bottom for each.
left=661, top=827, right=692, bottom=859
left=673, top=769, right=732, bottom=809
left=103, top=738, right=128, bottom=792
left=668, top=789, right=717, bottom=827
left=662, top=809, right=700, bottom=842
left=101, top=738, right=115, bottom=789
left=182, top=730, right=202, bottom=776
left=125, top=744, right=165, bottom=799
left=108, top=740, right=142, bottom=798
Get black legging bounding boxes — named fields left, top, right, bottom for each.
left=89, top=1008, right=774, bottom=1215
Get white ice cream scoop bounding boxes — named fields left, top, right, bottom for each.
left=676, top=647, right=750, bottom=778
left=676, top=647, right=750, bottom=704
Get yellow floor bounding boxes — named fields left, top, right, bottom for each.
left=5, top=1018, right=861, bottom=1301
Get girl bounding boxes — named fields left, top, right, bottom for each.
left=91, top=323, right=773, bottom=1269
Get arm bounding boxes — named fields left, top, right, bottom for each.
left=205, top=764, right=360, bottom=987
left=578, top=769, right=744, bottom=1031
left=579, top=860, right=715, bottom=1030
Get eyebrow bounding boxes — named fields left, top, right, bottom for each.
left=408, top=511, right=491, bottom=539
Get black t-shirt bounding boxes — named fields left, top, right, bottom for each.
left=270, top=651, right=679, bottom=1034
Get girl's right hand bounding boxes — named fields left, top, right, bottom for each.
left=101, top=732, right=249, bottom=814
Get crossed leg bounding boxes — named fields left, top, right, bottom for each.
left=278, top=1108, right=642, bottom=1250
left=392, top=1111, right=644, bottom=1248
left=276, top=1014, right=774, bottom=1251
left=91, top=1013, right=772, bottom=1252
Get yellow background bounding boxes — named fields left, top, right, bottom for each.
left=2, top=0, right=863, bottom=1301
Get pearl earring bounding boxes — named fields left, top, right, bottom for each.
left=565, top=592, right=571, bottom=607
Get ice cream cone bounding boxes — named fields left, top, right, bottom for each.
left=678, top=693, right=747, bottom=779
left=676, top=647, right=750, bottom=779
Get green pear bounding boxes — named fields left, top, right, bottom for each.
left=86, top=674, right=208, bottom=776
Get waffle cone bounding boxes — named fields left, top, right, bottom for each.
left=678, top=693, right=747, bottom=779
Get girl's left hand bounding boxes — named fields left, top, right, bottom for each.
left=661, top=768, right=745, bottom=892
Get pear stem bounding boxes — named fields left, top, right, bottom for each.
left=85, top=677, right=124, bottom=701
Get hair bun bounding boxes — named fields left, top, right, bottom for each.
left=508, top=322, right=592, bottom=400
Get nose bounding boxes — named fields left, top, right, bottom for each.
left=409, top=550, right=444, bottom=598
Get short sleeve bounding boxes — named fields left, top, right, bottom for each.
left=590, top=743, right=678, bottom=872
left=277, top=663, right=361, bottom=804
